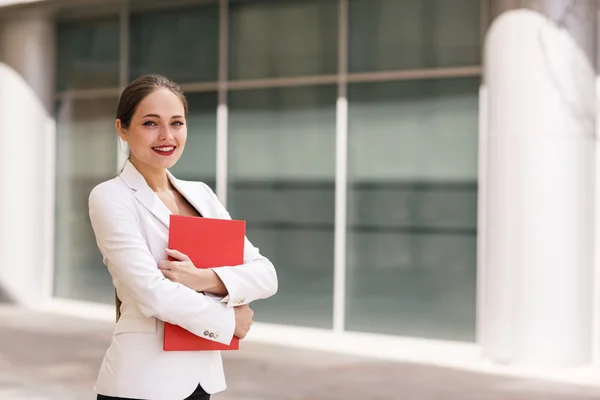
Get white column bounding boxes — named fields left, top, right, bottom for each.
left=481, top=0, right=596, bottom=366
left=0, top=11, right=55, bottom=306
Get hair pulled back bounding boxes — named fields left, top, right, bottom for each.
left=116, top=74, right=188, bottom=128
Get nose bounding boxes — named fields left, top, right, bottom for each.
left=158, top=125, right=174, bottom=141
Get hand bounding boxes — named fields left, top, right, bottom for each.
left=159, top=249, right=204, bottom=290
left=234, top=304, right=254, bottom=339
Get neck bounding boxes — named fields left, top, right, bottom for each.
left=129, top=157, right=170, bottom=192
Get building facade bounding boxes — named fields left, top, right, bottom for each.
left=0, top=0, right=598, bottom=376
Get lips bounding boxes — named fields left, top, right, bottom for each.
left=152, top=146, right=176, bottom=156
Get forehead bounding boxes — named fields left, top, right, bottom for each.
left=136, top=89, right=185, bottom=116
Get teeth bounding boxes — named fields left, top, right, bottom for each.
left=154, top=147, right=174, bottom=152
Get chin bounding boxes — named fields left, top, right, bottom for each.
left=147, top=156, right=180, bottom=170
left=161, top=159, right=179, bottom=169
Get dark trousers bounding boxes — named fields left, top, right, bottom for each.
left=97, top=384, right=210, bottom=400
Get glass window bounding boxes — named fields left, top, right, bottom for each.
left=129, top=4, right=219, bottom=83
left=54, top=98, right=118, bottom=304
left=349, top=0, right=481, bottom=72
left=168, top=92, right=217, bottom=189
left=228, top=86, right=337, bottom=328
left=229, top=0, right=338, bottom=80
left=56, top=18, right=120, bottom=90
left=345, top=78, right=479, bottom=341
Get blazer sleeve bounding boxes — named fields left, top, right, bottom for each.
left=88, top=182, right=235, bottom=345
left=200, top=183, right=278, bottom=308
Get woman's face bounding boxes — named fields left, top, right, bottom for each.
left=118, top=88, right=187, bottom=170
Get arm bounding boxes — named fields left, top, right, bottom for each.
left=88, top=183, right=235, bottom=345
left=200, top=183, right=278, bottom=308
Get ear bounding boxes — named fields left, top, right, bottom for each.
left=115, top=119, right=127, bottom=141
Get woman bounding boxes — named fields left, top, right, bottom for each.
left=88, top=74, right=278, bottom=400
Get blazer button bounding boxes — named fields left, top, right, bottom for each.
left=214, top=333, right=219, bottom=339
left=203, top=330, right=209, bottom=336
left=209, top=332, right=214, bottom=338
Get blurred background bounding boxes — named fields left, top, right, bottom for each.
left=1, top=0, right=600, bottom=399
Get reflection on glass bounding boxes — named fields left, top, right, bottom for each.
left=54, top=98, right=118, bottom=304
left=169, top=92, right=217, bottom=189
left=228, top=86, right=337, bottom=328
left=56, top=18, right=120, bottom=90
left=129, top=5, right=219, bottom=82
left=349, top=0, right=481, bottom=72
left=345, top=78, right=479, bottom=341
left=229, top=0, right=338, bottom=80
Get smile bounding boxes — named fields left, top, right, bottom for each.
left=152, top=146, right=176, bottom=155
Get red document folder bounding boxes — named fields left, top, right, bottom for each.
left=163, top=214, right=246, bottom=351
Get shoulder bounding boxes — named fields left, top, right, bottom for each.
left=88, top=176, right=132, bottom=209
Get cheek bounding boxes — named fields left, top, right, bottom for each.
left=175, top=129, right=187, bottom=146
left=127, top=129, right=154, bottom=150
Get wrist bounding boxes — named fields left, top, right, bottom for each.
left=193, top=269, right=222, bottom=293
left=205, top=269, right=229, bottom=295
left=192, top=269, right=211, bottom=292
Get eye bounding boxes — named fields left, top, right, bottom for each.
left=172, top=121, right=185, bottom=126
left=143, top=121, right=157, bottom=126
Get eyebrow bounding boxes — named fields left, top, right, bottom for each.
left=142, top=114, right=185, bottom=119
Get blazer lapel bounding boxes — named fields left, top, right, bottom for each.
left=135, top=186, right=172, bottom=228
left=119, top=161, right=172, bottom=228
left=167, top=171, right=213, bottom=218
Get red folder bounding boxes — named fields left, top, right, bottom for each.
left=163, top=214, right=246, bottom=351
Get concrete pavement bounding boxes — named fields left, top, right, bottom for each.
left=0, top=305, right=599, bottom=400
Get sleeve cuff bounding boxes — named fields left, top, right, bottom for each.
left=212, top=267, right=246, bottom=308
left=216, top=304, right=236, bottom=345
left=199, top=293, right=236, bottom=345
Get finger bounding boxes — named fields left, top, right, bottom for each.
left=158, top=260, right=171, bottom=270
left=160, top=260, right=184, bottom=270
left=166, top=248, right=190, bottom=261
left=162, top=270, right=177, bottom=281
left=171, top=261, right=184, bottom=269
left=159, top=269, right=170, bottom=278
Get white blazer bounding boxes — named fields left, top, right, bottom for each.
left=88, top=160, right=278, bottom=400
